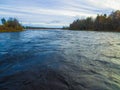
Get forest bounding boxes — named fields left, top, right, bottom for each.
left=0, top=18, right=23, bottom=32
left=69, top=10, right=120, bottom=31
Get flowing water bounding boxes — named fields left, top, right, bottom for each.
left=0, top=29, right=120, bottom=90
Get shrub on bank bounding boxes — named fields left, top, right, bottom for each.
left=0, top=18, right=23, bottom=32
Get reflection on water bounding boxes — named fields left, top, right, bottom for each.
left=0, top=30, right=120, bottom=90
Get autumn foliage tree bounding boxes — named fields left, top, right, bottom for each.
left=69, top=10, right=120, bottom=31
left=0, top=18, right=23, bottom=32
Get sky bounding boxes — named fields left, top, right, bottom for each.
left=0, top=0, right=120, bottom=28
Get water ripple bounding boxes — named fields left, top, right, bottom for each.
left=0, top=30, right=120, bottom=90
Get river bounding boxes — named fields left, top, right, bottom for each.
left=0, top=29, right=120, bottom=90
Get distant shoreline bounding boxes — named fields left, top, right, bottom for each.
left=25, top=29, right=120, bottom=33
left=25, top=26, right=62, bottom=30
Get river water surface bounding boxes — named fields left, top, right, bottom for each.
left=0, top=29, right=120, bottom=90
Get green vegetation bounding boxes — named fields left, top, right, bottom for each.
left=62, top=26, right=69, bottom=30
left=69, top=10, right=120, bottom=31
left=0, top=18, right=23, bottom=32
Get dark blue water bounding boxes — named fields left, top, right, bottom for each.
left=0, top=29, right=120, bottom=90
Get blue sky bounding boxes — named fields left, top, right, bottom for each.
left=0, top=0, right=120, bottom=27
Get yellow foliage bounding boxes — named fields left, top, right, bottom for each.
left=0, top=25, right=24, bottom=32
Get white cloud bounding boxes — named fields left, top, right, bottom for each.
left=87, top=0, right=120, bottom=10
left=0, top=0, right=120, bottom=27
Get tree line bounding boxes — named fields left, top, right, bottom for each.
left=69, top=10, right=120, bottom=31
left=0, top=18, right=23, bottom=32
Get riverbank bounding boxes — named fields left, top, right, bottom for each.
left=0, top=18, right=24, bottom=33
left=69, top=10, right=120, bottom=32
left=68, top=28, right=120, bottom=32
left=0, top=26, right=24, bottom=32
